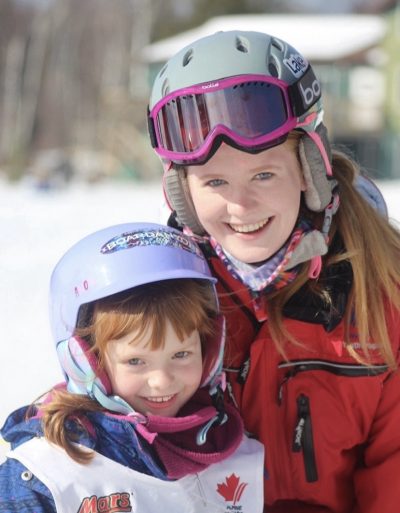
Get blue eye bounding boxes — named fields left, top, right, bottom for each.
left=128, top=358, right=143, bottom=366
left=206, top=178, right=227, bottom=187
left=174, top=351, right=189, bottom=359
left=254, top=172, right=273, bottom=180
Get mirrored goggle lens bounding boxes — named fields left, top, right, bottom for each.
left=154, top=81, right=290, bottom=154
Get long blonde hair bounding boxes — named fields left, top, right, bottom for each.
left=267, top=134, right=400, bottom=368
left=39, top=279, right=217, bottom=463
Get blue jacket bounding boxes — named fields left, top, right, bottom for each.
left=0, top=405, right=167, bottom=513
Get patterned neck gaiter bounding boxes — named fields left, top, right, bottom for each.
left=209, top=219, right=315, bottom=293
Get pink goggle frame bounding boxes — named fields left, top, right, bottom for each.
left=148, top=74, right=316, bottom=165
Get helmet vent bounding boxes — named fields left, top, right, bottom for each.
left=161, top=79, right=170, bottom=98
left=182, top=49, right=194, bottom=67
left=158, top=64, right=168, bottom=78
left=235, top=36, right=249, bottom=53
left=268, top=62, right=279, bottom=78
left=271, top=38, right=284, bottom=52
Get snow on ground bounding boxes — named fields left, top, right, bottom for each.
left=0, top=178, right=399, bottom=461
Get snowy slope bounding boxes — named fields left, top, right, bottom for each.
left=0, top=178, right=399, bottom=461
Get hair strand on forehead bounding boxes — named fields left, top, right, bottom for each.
left=78, top=279, right=217, bottom=364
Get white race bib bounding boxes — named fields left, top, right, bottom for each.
left=10, top=435, right=264, bottom=513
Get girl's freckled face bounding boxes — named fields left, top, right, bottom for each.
left=104, top=320, right=203, bottom=417
left=187, top=142, right=305, bottom=263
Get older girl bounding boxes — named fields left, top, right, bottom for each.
left=148, top=30, right=400, bottom=513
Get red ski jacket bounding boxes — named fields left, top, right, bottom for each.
left=207, top=252, right=400, bottom=513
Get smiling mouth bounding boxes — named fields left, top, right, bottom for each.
left=144, top=394, right=175, bottom=403
left=229, top=218, right=270, bottom=233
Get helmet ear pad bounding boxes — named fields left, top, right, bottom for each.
left=299, top=123, right=336, bottom=212
left=56, top=335, right=113, bottom=396
left=164, top=166, right=205, bottom=235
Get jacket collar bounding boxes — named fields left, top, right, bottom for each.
left=205, top=234, right=352, bottom=333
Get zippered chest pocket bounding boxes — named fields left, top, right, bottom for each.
left=292, top=394, right=317, bottom=482
left=278, top=359, right=388, bottom=484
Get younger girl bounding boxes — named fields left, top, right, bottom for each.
left=0, top=222, right=264, bottom=513
left=148, top=30, right=400, bottom=512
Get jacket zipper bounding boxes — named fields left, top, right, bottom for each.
left=278, top=359, right=389, bottom=404
left=292, top=394, right=318, bottom=483
left=279, top=360, right=388, bottom=485
left=278, top=359, right=389, bottom=377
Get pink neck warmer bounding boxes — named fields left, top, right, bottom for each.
left=135, top=388, right=243, bottom=479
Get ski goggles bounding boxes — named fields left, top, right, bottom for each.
left=148, top=71, right=320, bottom=165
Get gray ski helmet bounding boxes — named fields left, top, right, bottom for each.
left=149, top=30, right=335, bottom=234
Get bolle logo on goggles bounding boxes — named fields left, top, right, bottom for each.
left=202, top=81, right=219, bottom=89
left=77, top=492, right=132, bottom=513
left=299, top=77, right=321, bottom=107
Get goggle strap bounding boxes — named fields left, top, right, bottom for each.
left=306, top=130, right=333, bottom=177
left=288, top=65, right=321, bottom=117
left=147, top=106, right=157, bottom=149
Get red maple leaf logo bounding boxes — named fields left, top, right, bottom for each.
left=216, top=473, right=248, bottom=505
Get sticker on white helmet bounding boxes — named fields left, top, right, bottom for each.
left=100, top=228, right=203, bottom=257
left=283, top=53, right=308, bottom=78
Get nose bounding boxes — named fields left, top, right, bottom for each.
left=147, top=368, right=174, bottom=389
left=226, top=186, right=254, bottom=217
